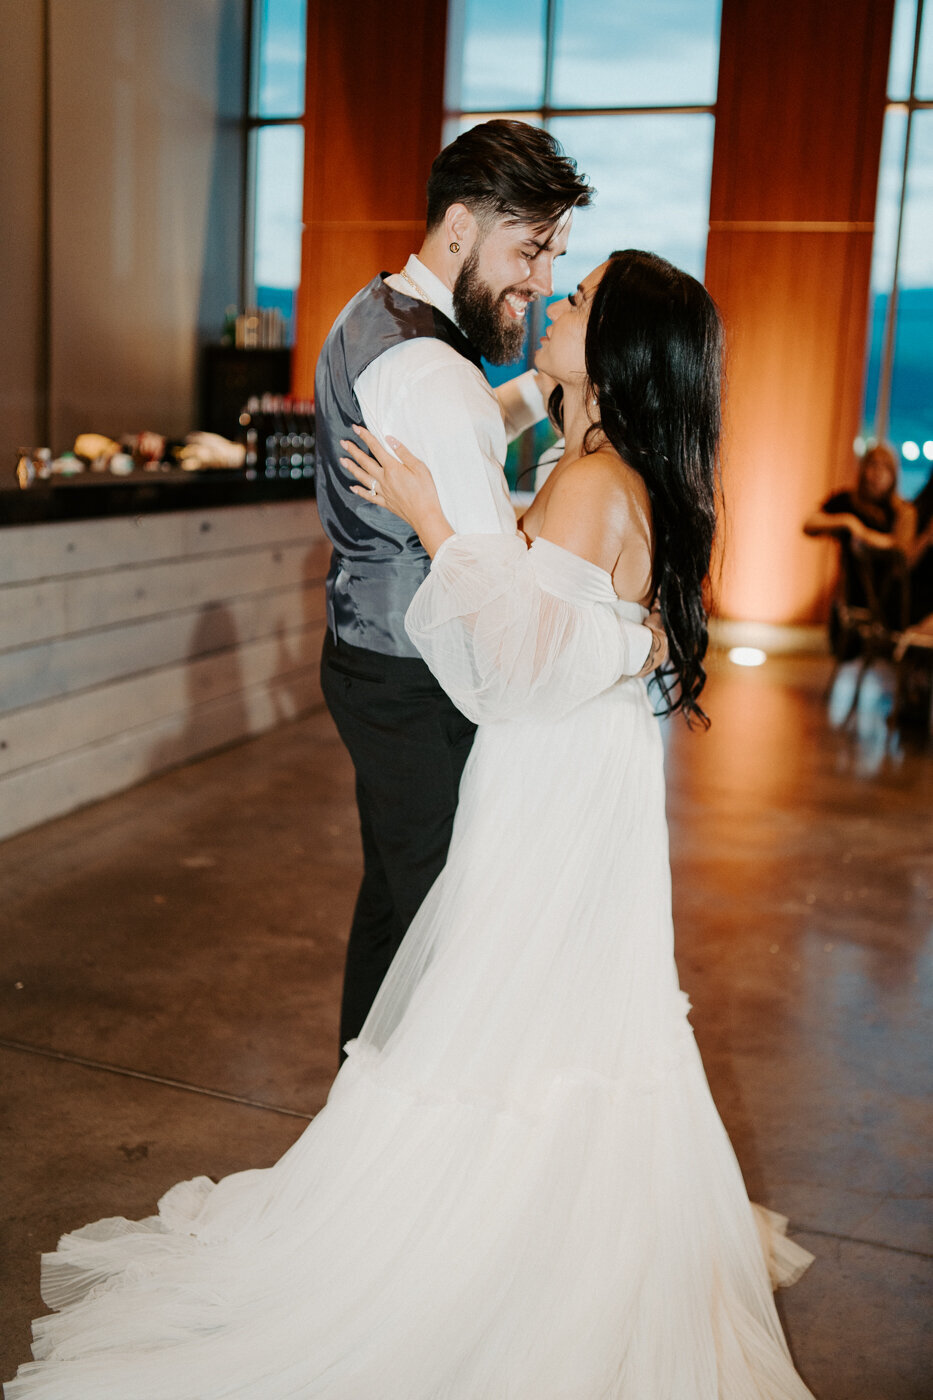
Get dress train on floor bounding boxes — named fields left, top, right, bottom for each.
left=6, top=535, right=815, bottom=1399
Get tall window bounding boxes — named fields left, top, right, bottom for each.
left=445, top=0, right=721, bottom=482
left=246, top=0, right=307, bottom=343
left=862, top=0, right=933, bottom=497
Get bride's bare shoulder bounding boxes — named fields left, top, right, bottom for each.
left=543, top=447, right=650, bottom=524
left=535, top=448, right=652, bottom=579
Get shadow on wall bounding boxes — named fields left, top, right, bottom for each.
left=145, top=602, right=250, bottom=779
left=269, top=541, right=331, bottom=722
left=144, top=544, right=328, bottom=784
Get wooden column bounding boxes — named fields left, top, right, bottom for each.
left=706, top=0, right=894, bottom=625
left=292, top=0, right=448, bottom=397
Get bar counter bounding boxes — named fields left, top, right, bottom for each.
left=0, top=470, right=316, bottom=527
left=0, top=476, right=329, bottom=842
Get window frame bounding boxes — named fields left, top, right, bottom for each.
left=865, top=0, right=933, bottom=471
left=240, top=0, right=307, bottom=338
left=443, top=0, right=720, bottom=486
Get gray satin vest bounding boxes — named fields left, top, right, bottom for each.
left=314, top=274, right=484, bottom=658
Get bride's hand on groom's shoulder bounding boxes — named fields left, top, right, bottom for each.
left=340, top=425, right=454, bottom=558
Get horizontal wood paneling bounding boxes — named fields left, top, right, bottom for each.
left=0, top=667, right=324, bottom=844
left=0, top=501, right=323, bottom=586
left=0, top=501, right=332, bottom=842
left=1, top=582, right=325, bottom=715
left=0, top=539, right=325, bottom=652
left=0, top=621, right=323, bottom=779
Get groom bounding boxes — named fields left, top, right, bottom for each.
left=315, top=121, right=653, bottom=1053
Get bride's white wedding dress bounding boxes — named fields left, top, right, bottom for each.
left=6, top=535, right=815, bottom=1400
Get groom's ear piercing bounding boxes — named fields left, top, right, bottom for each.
left=449, top=242, right=460, bottom=254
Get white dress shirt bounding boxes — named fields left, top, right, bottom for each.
left=354, top=255, right=546, bottom=536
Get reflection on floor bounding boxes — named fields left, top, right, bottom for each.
left=1, top=652, right=931, bottom=1396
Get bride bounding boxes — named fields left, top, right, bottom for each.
left=6, top=250, right=815, bottom=1400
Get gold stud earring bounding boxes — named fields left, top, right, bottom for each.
left=449, top=241, right=460, bottom=254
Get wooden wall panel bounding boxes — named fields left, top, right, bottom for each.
left=292, top=0, right=448, bottom=395
left=0, top=502, right=329, bottom=586
left=707, top=0, right=894, bottom=625
left=711, top=0, right=893, bottom=222
left=0, top=674, right=323, bottom=844
left=297, top=225, right=419, bottom=359
left=0, top=625, right=322, bottom=780
left=711, top=228, right=876, bottom=622
left=1, top=581, right=324, bottom=715
left=0, top=542, right=316, bottom=653
left=0, top=502, right=329, bottom=843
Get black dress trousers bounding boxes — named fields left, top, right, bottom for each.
left=320, top=631, right=477, bottom=1052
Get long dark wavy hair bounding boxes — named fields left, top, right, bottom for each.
left=552, top=250, right=723, bottom=727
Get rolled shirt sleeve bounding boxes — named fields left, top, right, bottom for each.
left=495, top=370, right=548, bottom=444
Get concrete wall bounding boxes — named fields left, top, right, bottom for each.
left=0, top=0, right=246, bottom=468
left=0, top=0, right=46, bottom=466
left=0, top=501, right=328, bottom=842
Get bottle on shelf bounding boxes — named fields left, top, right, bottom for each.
left=299, top=399, right=316, bottom=479
left=239, top=396, right=260, bottom=479
left=235, top=393, right=314, bottom=484
left=261, top=393, right=279, bottom=479
left=271, top=397, right=289, bottom=479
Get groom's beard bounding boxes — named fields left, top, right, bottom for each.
left=453, top=249, right=529, bottom=365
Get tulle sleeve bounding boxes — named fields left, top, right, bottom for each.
left=404, top=533, right=652, bottom=724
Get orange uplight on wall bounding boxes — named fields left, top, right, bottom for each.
left=290, top=0, right=895, bottom=637
left=705, top=0, right=894, bottom=628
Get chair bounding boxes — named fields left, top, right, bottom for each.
left=826, top=538, right=909, bottom=721
left=892, top=627, right=933, bottom=730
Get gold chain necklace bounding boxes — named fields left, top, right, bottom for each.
left=399, top=266, right=436, bottom=308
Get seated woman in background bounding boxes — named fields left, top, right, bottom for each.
left=803, top=442, right=914, bottom=631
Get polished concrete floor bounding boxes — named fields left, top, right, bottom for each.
left=1, top=653, right=931, bottom=1395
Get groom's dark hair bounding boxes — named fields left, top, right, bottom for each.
left=426, top=120, right=593, bottom=232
